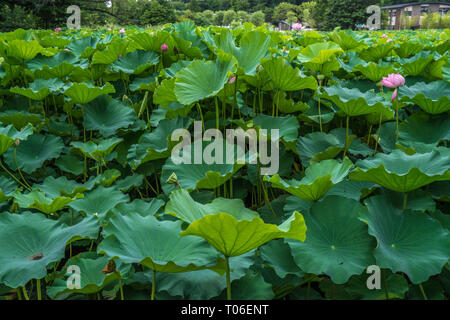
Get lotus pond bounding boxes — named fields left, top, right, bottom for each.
left=0, top=24, right=449, bottom=301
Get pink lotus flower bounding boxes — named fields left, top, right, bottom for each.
left=161, top=43, right=168, bottom=52
left=387, top=38, right=393, bottom=43
left=55, top=28, right=62, bottom=32
left=381, top=34, right=388, bottom=38
left=391, top=89, right=398, bottom=102
left=228, top=75, right=236, bottom=84
left=381, top=74, right=405, bottom=89
left=292, top=23, right=304, bottom=31
left=119, top=28, right=125, bottom=34
left=107, top=28, right=112, bottom=32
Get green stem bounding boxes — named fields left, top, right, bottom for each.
left=36, top=279, right=42, bottom=300
left=196, top=103, right=205, bottom=131
left=318, top=97, right=323, bottom=132
left=403, top=193, right=408, bottom=210
left=418, top=283, right=428, bottom=300
left=0, top=161, right=31, bottom=191
left=395, top=96, right=399, bottom=142
left=151, top=270, right=156, bottom=301
left=225, top=256, right=231, bottom=300
left=118, top=274, right=124, bottom=300
left=343, top=115, right=350, bottom=160
left=374, top=113, right=383, bottom=156
left=22, top=286, right=29, bottom=300
left=14, top=148, right=31, bottom=189
left=214, top=96, right=219, bottom=130
left=16, top=287, right=23, bottom=300
left=382, top=270, right=389, bottom=300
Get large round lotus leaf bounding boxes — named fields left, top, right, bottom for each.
left=180, top=211, right=307, bottom=257
left=399, top=81, right=450, bottom=114
left=320, top=85, right=387, bottom=116
left=174, top=55, right=236, bottom=105
left=361, top=195, right=450, bottom=284
left=265, top=158, right=353, bottom=202
left=395, top=41, right=424, bottom=58
left=10, top=78, right=64, bottom=101
left=0, top=176, right=16, bottom=202
left=13, top=190, right=82, bottom=215
left=260, top=239, right=303, bottom=279
left=359, top=42, right=395, bottom=62
left=251, top=114, right=299, bottom=149
left=54, top=154, right=84, bottom=176
left=222, top=270, right=275, bottom=300
left=330, top=31, right=365, bottom=51
left=63, top=82, right=115, bottom=104
left=399, top=112, right=450, bottom=147
left=4, top=133, right=64, bottom=174
left=210, top=29, right=272, bottom=76
left=91, top=38, right=129, bottom=65
left=160, top=139, right=246, bottom=194
left=47, top=252, right=131, bottom=298
left=26, top=51, right=86, bottom=79
left=69, top=186, right=129, bottom=218
left=325, top=180, right=376, bottom=201
left=350, top=149, right=450, bottom=193
left=129, top=74, right=158, bottom=92
left=287, top=196, right=376, bottom=284
left=5, top=40, right=46, bottom=60
left=297, top=128, right=372, bottom=166
left=0, top=211, right=98, bottom=288
left=111, top=49, right=159, bottom=74
left=71, top=137, right=123, bottom=162
left=165, top=189, right=258, bottom=224
left=352, top=61, right=396, bottom=83
left=261, top=57, right=318, bottom=91
left=0, top=123, right=33, bottom=155
left=297, top=42, right=344, bottom=65
left=127, top=117, right=191, bottom=169
left=0, top=111, right=43, bottom=130
left=111, top=198, right=164, bottom=217
left=66, top=36, right=100, bottom=58
left=83, top=96, right=137, bottom=137
left=98, top=213, right=219, bottom=273
left=153, top=78, right=178, bottom=108
left=35, top=176, right=91, bottom=198
left=396, top=51, right=435, bottom=76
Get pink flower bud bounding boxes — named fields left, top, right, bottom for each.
left=381, top=34, right=388, bottom=38
left=119, top=28, right=125, bottom=34
left=54, top=28, right=62, bottom=32
left=381, top=74, right=405, bottom=89
left=161, top=43, right=168, bottom=52
left=391, top=88, right=398, bottom=102
left=228, top=75, right=236, bottom=84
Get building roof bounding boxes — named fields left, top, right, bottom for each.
left=382, top=2, right=450, bottom=9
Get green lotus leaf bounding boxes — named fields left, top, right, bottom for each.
left=297, top=42, right=344, bottom=65
left=165, top=188, right=258, bottom=224
left=111, top=198, right=164, bottom=217
left=261, top=57, right=318, bottom=91
left=399, top=81, right=450, bottom=114
left=252, top=114, right=299, bottom=149
left=224, top=270, right=275, bottom=300
left=26, top=51, right=86, bottom=79
left=174, top=55, right=236, bottom=105
left=394, top=41, right=424, bottom=58
left=330, top=30, right=365, bottom=51
left=321, top=85, right=387, bottom=116
left=83, top=95, right=137, bottom=137
left=130, top=30, right=177, bottom=54
left=408, top=278, right=446, bottom=300
left=71, top=137, right=123, bottom=162
left=0, top=111, right=43, bottom=130
left=111, top=50, right=159, bottom=74
left=350, top=149, right=450, bottom=193
left=260, top=239, right=303, bottom=279
left=91, top=38, right=129, bottom=65
left=54, top=154, right=84, bottom=176
left=173, top=21, right=207, bottom=58
left=5, top=40, right=46, bottom=60
left=10, top=78, right=64, bottom=101
left=114, top=173, right=145, bottom=193
left=68, top=186, right=129, bottom=218
left=0, top=123, right=33, bottom=155
left=98, top=213, right=219, bottom=273
left=399, top=112, right=450, bottom=147
left=361, top=195, right=450, bottom=284
left=212, top=29, right=272, bottom=76
left=47, top=252, right=131, bottom=298
left=127, top=117, right=191, bottom=169
left=359, top=42, right=395, bottom=62
left=0, top=176, right=16, bottom=202
left=67, top=36, right=100, bottom=58
left=13, top=190, right=82, bottom=215
left=396, top=51, right=435, bottom=76
left=35, top=176, right=91, bottom=198
left=0, top=212, right=99, bottom=288
left=287, top=196, right=376, bottom=284
left=4, top=133, right=64, bottom=174
left=180, top=211, right=307, bottom=257
left=265, top=158, right=353, bottom=202
left=153, top=78, right=178, bottom=108
left=163, top=60, right=193, bottom=78
left=63, top=82, right=116, bottom=105
left=353, top=61, right=396, bottom=83
left=297, top=128, right=372, bottom=166
left=325, top=180, right=376, bottom=201
left=129, top=74, right=158, bottom=92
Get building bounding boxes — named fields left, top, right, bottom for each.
left=382, top=2, right=450, bottom=30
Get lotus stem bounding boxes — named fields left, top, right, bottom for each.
left=196, top=103, right=205, bottom=132
left=343, top=115, right=350, bottom=160
left=0, top=161, right=31, bottom=191
left=318, top=97, right=323, bottom=132
left=395, top=96, right=400, bottom=142
left=214, top=96, right=219, bottom=130
left=225, top=256, right=231, bottom=300
left=16, top=287, right=23, bottom=300
left=36, top=279, right=42, bottom=300
left=367, top=124, right=372, bottom=147
left=151, top=270, right=156, bottom=301
left=403, top=193, right=408, bottom=210
left=14, top=148, right=31, bottom=189
left=306, top=279, right=311, bottom=300
left=419, top=283, right=428, bottom=300
left=382, top=270, right=389, bottom=300
left=118, top=274, right=124, bottom=300
left=374, top=113, right=383, bottom=156
left=22, top=286, right=29, bottom=300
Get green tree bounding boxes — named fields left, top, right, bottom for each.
left=214, top=11, right=225, bottom=25
left=141, top=0, right=176, bottom=26
left=223, top=9, right=237, bottom=26
left=312, top=0, right=327, bottom=29
left=0, top=4, right=36, bottom=31
left=323, top=0, right=378, bottom=30
left=250, top=10, right=266, bottom=26
left=273, top=2, right=298, bottom=23
left=237, top=10, right=250, bottom=23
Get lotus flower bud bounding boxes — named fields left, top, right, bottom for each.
left=55, top=27, right=62, bottom=33
left=14, top=138, right=20, bottom=146
left=119, top=28, right=125, bottom=34
left=228, top=75, right=236, bottom=84
left=161, top=43, right=169, bottom=52
left=166, top=172, right=178, bottom=185
left=381, top=74, right=405, bottom=89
